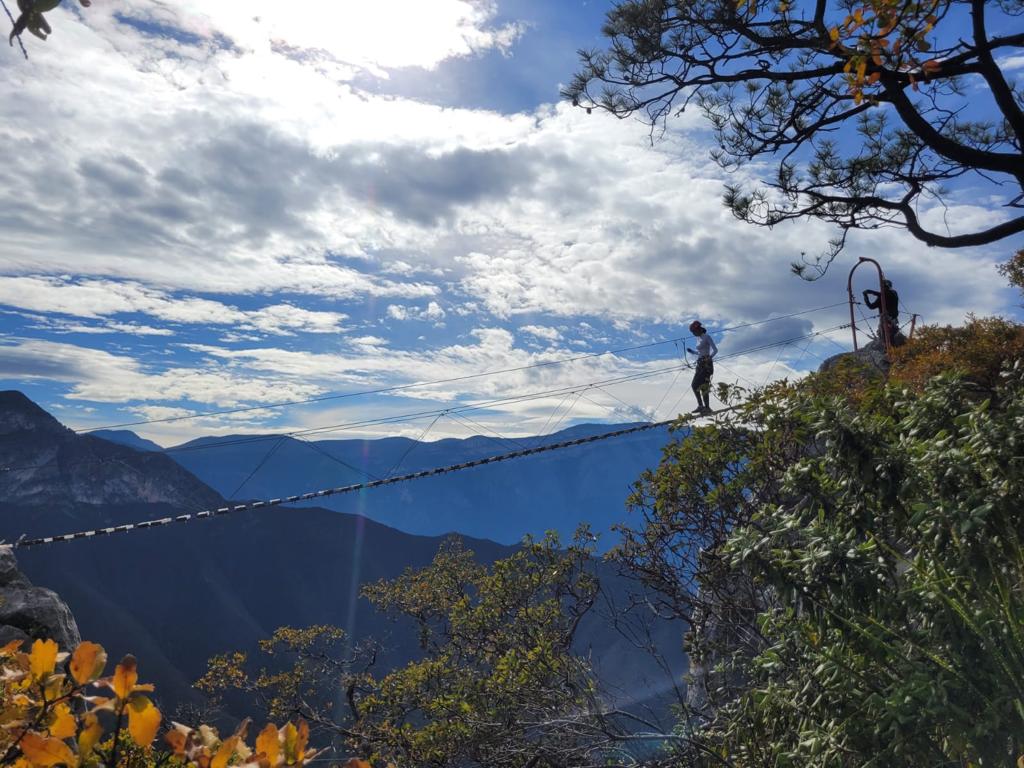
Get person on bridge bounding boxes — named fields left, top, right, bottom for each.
left=863, top=278, right=900, bottom=347
left=687, top=320, right=717, bottom=416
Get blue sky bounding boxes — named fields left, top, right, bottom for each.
left=0, top=0, right=1021, bottom=447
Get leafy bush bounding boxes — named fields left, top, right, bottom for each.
left=622, top=348, right=1024, bottom=765
left=999, top=250, right=1024, bottom=299
left=0, top=637, right=330, bottom=768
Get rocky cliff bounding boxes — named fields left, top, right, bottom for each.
left=0, top=390, right=222, bottom=509
left=0, top=545, right=79, bottom=650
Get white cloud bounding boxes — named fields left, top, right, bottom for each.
left=93, top=0, right=526, bottom=74
left=386, top=301, right=447, bottom=323
left=0, top=338, right=323, bottom=407
left=0, top=277, right=349, bottom=336
left=6, top=4, right=1010, bottom=333
left=998, top=54, right=1024, bottom=71
left=520, top=324, right=562, bottom=342
left=0, top=0, right=1019, bottom=445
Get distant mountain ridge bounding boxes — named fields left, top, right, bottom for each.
left=0, top=392, right=687, bottom=718
left=91, top=429, right=163, bottom=452
left=95, top=422, right=679, bottom=547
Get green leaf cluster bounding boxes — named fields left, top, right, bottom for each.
left=624, top=336, right=1024, bottom=765
left=356, top=534, right=602, bottom=767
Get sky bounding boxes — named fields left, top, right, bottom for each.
left=0, top=0, right=1021, bottom=447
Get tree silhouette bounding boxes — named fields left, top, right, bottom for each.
left=565, top=0, right=1024, bottom=274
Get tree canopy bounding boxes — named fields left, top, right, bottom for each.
left=565, top=0, right=1024, bottom=272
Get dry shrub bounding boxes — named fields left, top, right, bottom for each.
left=890, top=316, right=1024, bottom=393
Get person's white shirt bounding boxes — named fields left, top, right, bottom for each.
left=695, top=334, right=718, bottom=359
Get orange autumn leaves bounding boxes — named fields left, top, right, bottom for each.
left=1, top=639, right=320, bottom=768
left=826, top=0, right=946, bottom=102
left=165, top=719, right=323, bottom=768
left=1, top=638, right=154, bottom=767
left=738, top=0, right=947, bottom=103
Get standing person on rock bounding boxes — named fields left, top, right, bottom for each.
left=863, top=278, right=901, bottom=348
left=687, top=320, right=717, bottom=415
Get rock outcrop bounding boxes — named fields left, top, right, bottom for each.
left=0, top=546, right=79, bottom=650
left=818, top=333, right=904, bottom=377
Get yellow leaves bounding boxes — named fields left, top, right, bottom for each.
left=282, top=720, right=310, bottom=765
left=69, top=642, right=106, bottom=686
left=111, top=655, right=138, bottom=699
left=28, top=640, right=58, bottom=680
left=828, top=0, right=944, bottom=100
left=343, top=761, right=371, bottom=768
left=105, top=654, right=154, bottom=704
left=0, top=636, right=327, bottom=768
left=0, top=639, right=24, bottom=656
left=164, top=726, right=189, bottom=757
left=127, top=694, right=161, bottom=747
left=77, top=713, right=102, bottom=758
left=211, top=719, right=251, bottom=768
left=255, top=723, right=280, bottom=767
left=212, top=736, right=239, bottom=768
left=18, top=732, right=77, bottom=768
left=46, top=703, right=75, bottom=740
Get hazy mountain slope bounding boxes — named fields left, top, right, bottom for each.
left=2, top=501, right=515, bottom=709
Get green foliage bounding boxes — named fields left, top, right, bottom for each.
left=199, top=535, right=671, bottom=768
left=355, top=534, right=605, bottom=767
left=623, top=337, right=1024, bottom=766
left=999, top=250, right=1024, bottom=299
left=197, top=624, right=364, bottom=738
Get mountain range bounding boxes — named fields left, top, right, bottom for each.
left=93, top=420, right=679, bottom=547
left=0, top=391, right=686, bottom=721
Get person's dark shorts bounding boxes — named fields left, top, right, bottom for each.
left=692, top=356, right=714, bottom=389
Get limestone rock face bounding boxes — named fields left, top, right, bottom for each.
left=0, top=546, right=80, bottom=650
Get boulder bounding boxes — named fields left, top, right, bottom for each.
left=817, top=334, right=901, bottom=377
left=0, top=546, right=79, bottom=650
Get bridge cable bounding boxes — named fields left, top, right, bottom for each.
left=10, top=319, right=871, bottom=549
left=13, top=411, right=736, bottom=550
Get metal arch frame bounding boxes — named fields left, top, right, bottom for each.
left=847, top=257, right=893, bottom=353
